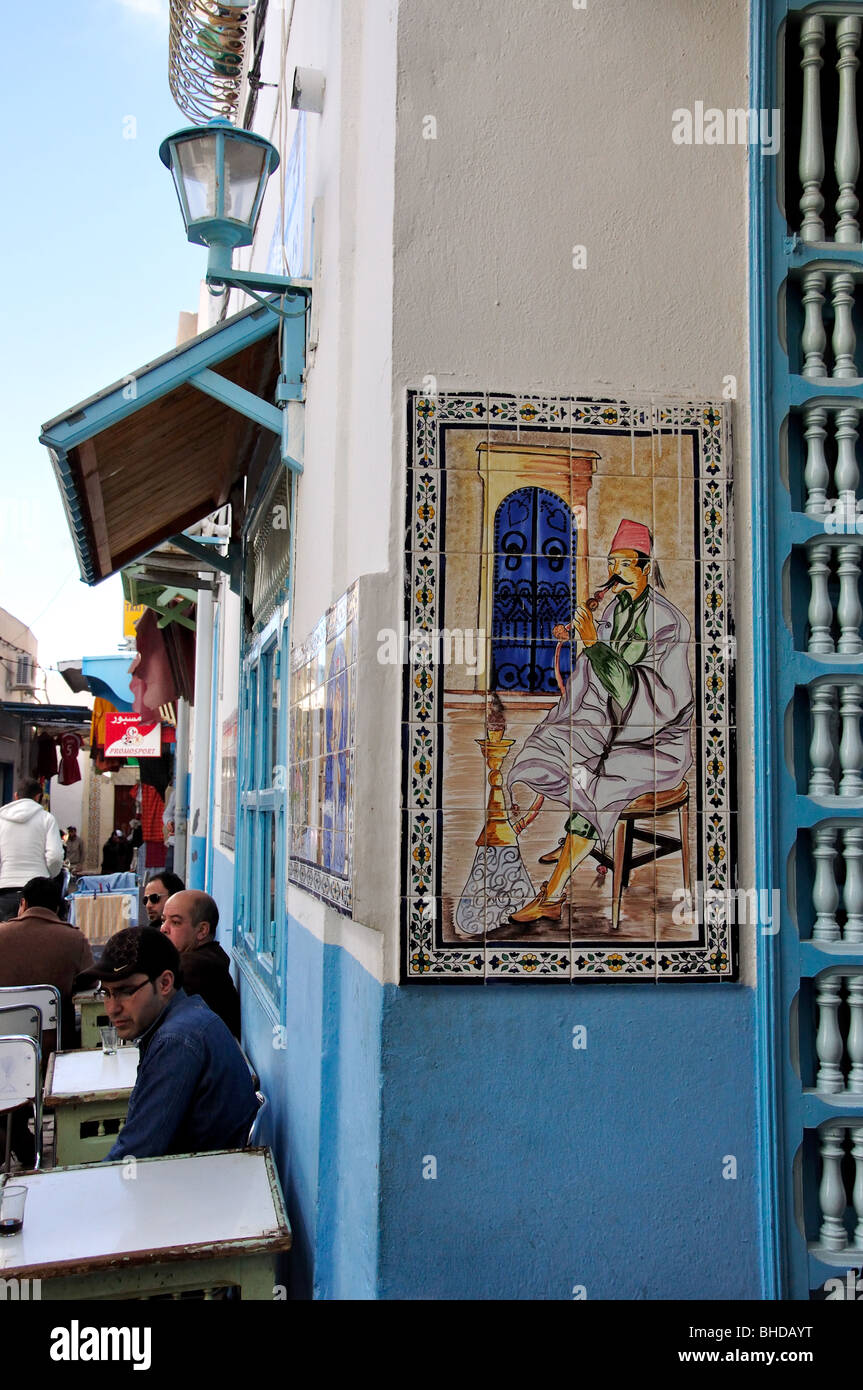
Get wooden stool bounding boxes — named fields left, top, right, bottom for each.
left=589, top=782, right=690, bottom=930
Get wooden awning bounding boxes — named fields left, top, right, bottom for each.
left=40, top=299, right=281, bottom=585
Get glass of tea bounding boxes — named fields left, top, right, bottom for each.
left=0, top=1185, right=27, bottom=1236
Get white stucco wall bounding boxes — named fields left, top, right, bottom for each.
left=381, top=0, right=753, bottom=984
left=222, top=0, right=754, bottom=987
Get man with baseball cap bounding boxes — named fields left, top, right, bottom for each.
left=77, top=927, right=258, bottom=1160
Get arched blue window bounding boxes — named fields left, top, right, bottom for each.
left=491, top=486, right=576, bottom=692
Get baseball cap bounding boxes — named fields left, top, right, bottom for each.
left=76, top=926, right=183, bottom=989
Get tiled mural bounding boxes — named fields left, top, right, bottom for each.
left=289, top=582, right=358, bottom=915
left=402, top=392, right=737, bottom=982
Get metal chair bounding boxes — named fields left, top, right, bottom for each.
left=0, top=1035, right=42, bottom=1174
left=0, top=985, right=61, bottom=1046
left=0, top=1004, right=41, bottom=1049
left=247, top=1091, right=268, bottom=1146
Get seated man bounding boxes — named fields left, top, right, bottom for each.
left=141, top=870, right=184, bottom=926
left=0, top=876, right=94, bottom=1165
left=0, top=876, right=94, bottom=1049
left=159, top=891, right=240, bottom=1038
left=77, top=928, right=258, bottom=1161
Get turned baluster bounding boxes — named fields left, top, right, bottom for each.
left=810, top=685, right=837, bottom=796
left=839, top=684, right=863, bottom=796
left=852, top=1128, right=863, bottom=1248
left=834, top=407, right=861, bottom=516
left=818, top=1125, right=849, bottom=1249
left=837, top=543, right=863, bottom=653
left=843, top=827, right=863, bottom=942
left=803, top=407, right=830, bottom=516
left=847, top=976, right=863, bottom=1093
left=800, top=15, right=827, bottom=241
left=812, top=824, right=840, bottom=941
left=832, top=272, right=858, bottom=378
left=815, top=974, right=846, bottom=1093
left=802, top=271, right=828, bottom=378
left=808, top=543, right=835, bottom=653
left=835, top=17, right=862, bottom=245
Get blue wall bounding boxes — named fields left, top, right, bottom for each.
left=377, top=984, right=758, bottom=1300
left=214, top=841, right=759, bottom=1299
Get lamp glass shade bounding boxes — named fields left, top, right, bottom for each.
left=174, top=134, right=220, bottom=224
left=223, top=137, right=269, bottom=227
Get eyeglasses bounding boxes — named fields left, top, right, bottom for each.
left=143, top=893, right=165, bottom=905
left=95, top=978, right=154, bottom=1004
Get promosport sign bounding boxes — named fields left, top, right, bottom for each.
left=104, top=713, right=161, bottom=758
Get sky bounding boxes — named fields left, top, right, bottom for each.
left=0, top=1, right=206, bottom=683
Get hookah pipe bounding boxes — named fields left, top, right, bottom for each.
left=511, top=575, right=625, bottom=836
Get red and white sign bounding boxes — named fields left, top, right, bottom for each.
left=104, top=713, right=161, bottom=758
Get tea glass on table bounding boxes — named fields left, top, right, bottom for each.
left=0, top=1185, right=27, bottom=1236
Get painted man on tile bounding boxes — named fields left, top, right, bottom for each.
left=507, top=519, right=694, bottom=923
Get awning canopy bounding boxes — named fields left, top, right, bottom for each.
left=40, top=299, right=284, bottom=586
left=58, top=657, right=134, bottom=711
left=1, top=702, right=92, bottom=730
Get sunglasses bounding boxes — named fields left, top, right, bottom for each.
left=143, top=893, right=165, bottom=905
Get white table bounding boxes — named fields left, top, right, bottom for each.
left=44, top=1048, right=140, bottom=1165
left=0, top=1148, right=291, bottom=1299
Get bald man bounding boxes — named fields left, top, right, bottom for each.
left=159, top=891, right=241, bottom=1038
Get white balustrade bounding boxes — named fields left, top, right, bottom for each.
left=837, top=544, right=863, bottom=654
left=835, top=17, right=862, bottom=245
left=803, top=406, right=830, bottom=516
left=809, top=685, right=837, bottom=796
left=832, top=272, right=858, bottom=378
left=815, top=974, right=845, bottom=1093
left=852, top=1129, right=863, bottom=1247
left=847, top=977, right=863, bottom=1093
left=839, top=686, right=863, bottom=796
left=844, top=828, right=863, bottom=943
left=818, top=1126, right=849, bottom=1249
left=801, top=271, right=827, bottom=378
left=812, top=824, right=839, bottom=941
left=800, top=16, right=827, bottom=242
left=834, top=408, right=861, bottom=514
left=807, top=543, right=834, bottom=653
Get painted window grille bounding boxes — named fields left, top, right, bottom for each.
left=755, top=0, right=863, bottom=1299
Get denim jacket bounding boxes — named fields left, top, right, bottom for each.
left=107, top=989, right=258, bottom=1160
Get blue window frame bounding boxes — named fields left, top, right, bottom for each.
left=753, top=0, right=863, bottom=1300
left=233, top=449, right=294, bottom=1020
left=235, top=614, right=289, bottom=1014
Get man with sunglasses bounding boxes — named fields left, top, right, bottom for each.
left=77, top=927, right=257, bottom=1160
left=141, top=871, right=184, bottom=925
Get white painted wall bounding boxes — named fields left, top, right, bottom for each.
left=383, top=0, right=753, bottom=984
left=221, top=0, right=753, bottom=986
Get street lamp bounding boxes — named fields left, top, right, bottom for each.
left=159, top=119, right=306, bottom=301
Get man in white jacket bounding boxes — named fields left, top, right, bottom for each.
left=0, top=779, right=64, bottom=921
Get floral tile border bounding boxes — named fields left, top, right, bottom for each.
left=401, top=391, right=738, bottom=983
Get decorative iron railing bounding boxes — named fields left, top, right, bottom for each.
left=168, top=0, right=253, bottom=125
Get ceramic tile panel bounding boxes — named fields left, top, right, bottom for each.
left=402, top=390, right=737, bottom=983
left=289, top=580, right=358, bottom=917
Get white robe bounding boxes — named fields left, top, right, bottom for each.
left=506, top=589, right=694, bottom=848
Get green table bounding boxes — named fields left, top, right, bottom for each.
left=73, top=990, right=111, bottom=1049
left=0, top=1148, right=291, bottom=1299
left=43, top=1047, right=139, bottom=1165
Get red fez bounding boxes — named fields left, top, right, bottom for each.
left=609, top=519, right=652, bottom=554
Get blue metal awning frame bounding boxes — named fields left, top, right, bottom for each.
left=40, top=294, right=307, bottom=586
